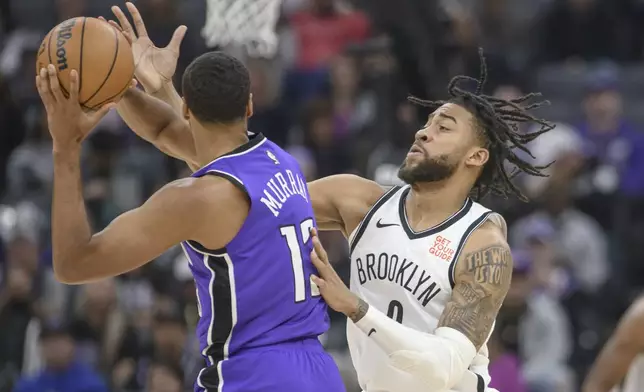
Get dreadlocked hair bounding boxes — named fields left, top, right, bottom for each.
left=407, top=48, right=555, bottom=201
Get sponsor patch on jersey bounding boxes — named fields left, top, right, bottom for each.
left=429, top=235, right=455, bottom=261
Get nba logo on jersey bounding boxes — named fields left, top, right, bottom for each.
left=267, top=150, right=279, bottom=164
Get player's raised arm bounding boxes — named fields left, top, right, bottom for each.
left=583, top=298, right=644, bottom=392
left=103, top=3, right=199, bottom=168
left=109, top=2, right=185, bottom=113
left=117, top=87, right=199, bottom=170
left=307, top=174, right=385, bottom=235
left=36, top=63, right=237, bottom=284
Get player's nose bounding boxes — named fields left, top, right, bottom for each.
left=414, top=127, right=431, bottom=143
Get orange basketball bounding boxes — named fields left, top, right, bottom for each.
left=36, top=17, right=134, bottom=110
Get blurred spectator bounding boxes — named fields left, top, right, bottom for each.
left=290, top=0, right=370, bottom=71
left=511, top=148, right=611, bottom=385
left=283, top=0, right=370, bottom=106
left=488, top=327, right=528, bottom=392
left=83, top=130, right=125, bottom=230
left=68, top=280, right=126, bottom=373
left=12, top=323, right=108, bottom=392
left=114, top=308, right=201, bottom=391
left=330, top=54, right=376, bottom=139
left=0, top=77, right=24, bottom=193
left=6, top=109, right=52, bottom=210
left=246, top=57, right=290, bottom=146
left=498, top=250, right=573, bottom=392
left=301, top=98, right=352, bottom=177
left=522, top=122, right=584, bottom=200
left=575, top=65, right=644, bottom=216
left=145, top=360, right=184, bottom=392
left=0, top=266, right=38, bottom=387
left=366, top=101, right=418, bottom=186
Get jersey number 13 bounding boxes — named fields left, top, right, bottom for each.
left=280, top=218, right=321, bottom=303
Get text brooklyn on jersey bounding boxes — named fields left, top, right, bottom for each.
left=355, top=252, right=442, bottom=307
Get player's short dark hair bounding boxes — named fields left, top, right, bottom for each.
left=408, top=49, right=555, bottom=201
left=182, top=51, right=251, bottom=124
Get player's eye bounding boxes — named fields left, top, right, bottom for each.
left=438, top=125, right=450, bottom=131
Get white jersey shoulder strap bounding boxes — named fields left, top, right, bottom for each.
left=348, top=185, right=402, bottom=253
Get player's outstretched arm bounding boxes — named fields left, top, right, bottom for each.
left=36, top=63, right=239, bottom=283
left=582, top=297, right=644, bottom=392
left=307, top=174, right=385, bottom=235
left=109, top=2, right=186, bottom=112
left=310, top=224, right=509, bottom=390
left=105, top=3, right=198, bottom=169
left=117, top=87, right=199, bottom=170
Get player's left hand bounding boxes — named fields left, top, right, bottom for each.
left=310, top=228, right=361, bottom=316
left=36, top=65, right=114, bottom=151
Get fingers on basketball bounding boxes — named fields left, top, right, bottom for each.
left=68, top=69, right=80, bottom=101
left=36, top=71, right=54, bottom=110
left=47, top=64, right=65, bottom=102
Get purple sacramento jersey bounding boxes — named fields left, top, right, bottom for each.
left=181, top=133, right=344, bottom=392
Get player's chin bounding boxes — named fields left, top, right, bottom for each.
left=401, top=155, right=423, bottom=169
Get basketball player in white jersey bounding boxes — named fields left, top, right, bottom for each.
left=583, top=296, right=644, bottom=392
left=106, top=5, right=554, bottom=390
left=304, top=61, right=553, bottom=391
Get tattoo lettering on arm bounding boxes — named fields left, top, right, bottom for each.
left=438, top=243, right=512, bottom=349
left=348, top=298, right=370, bottom=323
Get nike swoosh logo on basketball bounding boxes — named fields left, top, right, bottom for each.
left=368, top=328, right=377, bottom=336
left=376, top=219, right=399, bottom=228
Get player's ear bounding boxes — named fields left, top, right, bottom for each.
left=247, top=93, right=254, bottom=118
left=182, top=97, right=190, bottom=121
left=465, top=147, right=489, bottom=168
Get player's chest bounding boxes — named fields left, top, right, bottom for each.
left=350, top=233, right=455, bottom=310
left=351, top=228, right=457, bottom=279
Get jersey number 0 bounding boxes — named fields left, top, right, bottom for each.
left=387, top=300, right=404, bottom=323
left=280, top=218, right=320, bottom=303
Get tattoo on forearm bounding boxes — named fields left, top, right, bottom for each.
left=348, top=298, right=370, bottom=323
left=438, top=244, right=512, bottom=349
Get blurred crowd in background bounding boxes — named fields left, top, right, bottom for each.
left=1, top=0, right=644, bottom=391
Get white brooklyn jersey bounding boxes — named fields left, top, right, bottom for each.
left=347, top=185, right=498, bottom=392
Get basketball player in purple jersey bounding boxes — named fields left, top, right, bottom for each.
left=35, top=52, right=345, bottom=391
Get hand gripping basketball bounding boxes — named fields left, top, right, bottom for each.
left=107, top=2, right=186, bottom=93
left=36, top=65, right=114, bottom=150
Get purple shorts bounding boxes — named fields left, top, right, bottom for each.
left=195, top=338, right=346, bottom=392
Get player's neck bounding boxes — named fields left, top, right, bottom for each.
left=405, top=180, right=472, bottom=229
left=192, top=122, right=250, bottom=167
